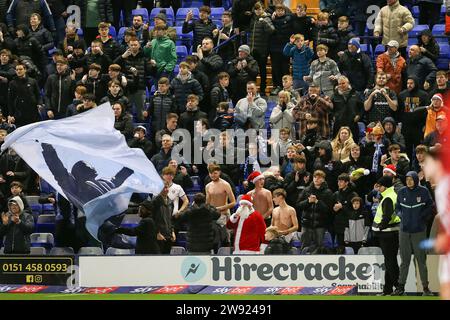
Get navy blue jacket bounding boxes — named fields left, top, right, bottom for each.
left=396, top=171, right=434, bottom=233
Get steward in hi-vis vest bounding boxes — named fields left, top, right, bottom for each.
left=372, top=175, right=401, bottom=296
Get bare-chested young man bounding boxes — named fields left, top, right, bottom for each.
left=205, top=164, right=236, bottom=227
left=246, top=171, right=274, bottom=226
left=271, top=188, right=299, bottom=243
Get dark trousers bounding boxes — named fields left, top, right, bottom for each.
left=348, top=241, right=363, bottom=255
left=377, top=231, right=400, bottom=294
left=112, top=0, right=138, bottom=28
left=270, top=51, right=290, bottom=89
left=158, top=239, right=173, bottom=254
left=419, top=2, right=442, bottom=29
left=301, top=227, right=326, bottom=251
left=252, top=50, right=268, bottom=95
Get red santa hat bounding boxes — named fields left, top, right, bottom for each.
left=239, top=194, right=253, bottom=207
left=383, top=164, right=397, bottom=176
left=432, top=93, right=444, bottom=102
left=247, top=171, right=264, bottom=184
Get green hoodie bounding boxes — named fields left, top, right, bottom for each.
left=144, top=36, right=177, bottom=73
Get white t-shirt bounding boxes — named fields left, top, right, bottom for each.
left=168, top=183, right=186, bottom=216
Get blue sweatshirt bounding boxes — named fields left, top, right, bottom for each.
left=396, top=171, right=434, bottom=233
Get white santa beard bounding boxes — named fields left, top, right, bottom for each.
left=237, top=205, right=254, bottom=219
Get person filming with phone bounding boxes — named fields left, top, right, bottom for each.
left=0, top=197, right=34, bottom=254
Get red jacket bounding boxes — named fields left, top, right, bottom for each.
left=227, top=210, right=266, bottom=253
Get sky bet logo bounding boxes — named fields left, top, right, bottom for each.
left=181, top=257, right=206, bottom=283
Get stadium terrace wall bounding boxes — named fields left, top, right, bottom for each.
left=78, top=255, right=432, bottom=294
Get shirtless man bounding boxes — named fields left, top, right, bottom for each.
left=205, top=163, right=236, bottom=227
left=271, top=188, right=299, bottom=243
left=246, top=171, right=274, bottom=226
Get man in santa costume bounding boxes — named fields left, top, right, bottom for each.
left=226, top=194, right=266, bottom=254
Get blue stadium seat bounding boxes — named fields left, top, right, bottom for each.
left=78, top=246, right=104, bottom=255
left=150, top=7, right=175, bottom=26
left=132, top=8, right=149, bottom=23
left=437, top=43, right=450, bottom=69
left=174, top=26, right=193, bottom=49
left=50, top=246, right=74, bottom=256
left=210, top=7, right=225, bottom=23
left=190, top=175, right=202, bottom=191
left=30, top=247, right=46, bottom=255
left=222, top=0, right=232, bottom=10
left=106, top=247, right=135, bottom=255
left=173, top=64, right=179, bottom=76
left=344, top=247, right=355, bottom=255
left=412, top=6, right=419, bottom=18
left=408, top=24, right=430, bottom=38
left=176, top=45, right=188, bottom=63
left=117, top=26, right=127, bottom=43
left=374, top=44, right=385, bottom=58
left=176, top=8, right=199, bottom=25
left=359, top=44, right=372, bottom=59
left=120, top=214, right=141, bottom=228
left=42, top=203, right=55, bottom=213
left=357, top=246, right=382, bottom=255
left=170, top=246, right=187, bottom=255
left=150, top=84, right=157, bottom=95
left=408, top=37, right=418, bottom=45
left=30, top=204, right=42, bottom=215
left=217, top=246, right=233, bottom=255
left=30, top=233, right=54, bottom=251
left=108, top=25, right=116, bottom=38
left=36, top=214, right=55, bottom=234
left=432, top=24, right=445, bottom=36
left=323, top=232, right=333, bottom=248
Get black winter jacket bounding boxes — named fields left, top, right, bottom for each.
left=196, top=50, right=223, bottom=85
left=86, top=52, right=112, bottom=75
left=179, top=108, right=208, bottom=137
left=149, top=91, right=177, bottom=133
left=100, top=89, right=131, bottom=111
left=336, top=26, right=356, bottom=53
left=151, top=195, right=174, bottom=239
left=7, top=75, right=42, bottom=127
left=231, top=0, right=258, bottom=31
left=182, top=18, right=217, bottom=50
left=406, top=55, right=437, bottom=88
left=44, top=68, right=76, bottom=116
left=128, top=137, right=153, bottom=159
left=29, top=24, right=53, bottom=52
left=248, top=13, right=275, bottom=56
left=114, top=50, right=147, bottom=91
left=0, top=211, right=34, bottom=254
left=270, top=14, right=295, bottom=53
left=114, top=113, right=134, bottom=140
left=331, top=87, right=363, bottom=137
left=284, top=169, right=312, bottom=207
left=338, top=50, right=373, bottom=92
left=14, top=33, right=46, bottom=71
left=116, top=217, right=160, bottom=254
left=0, top=62, right=15, bottom=109
left=170, top=74, right=203, bottom=113
left=332, top=187, right=358, bottom=233
left=418, top=29, right=440, bottom=63
left=97, top=36, right=121, bottom=61
left=296, top=182, right=334, bottom=229
left=316, top=22, right=338, bottom=59
left=292, top=15, right=315, bottom=41
left=179, top=203, right=221, bottom=253
left=227, top=55, right=259, bottom=89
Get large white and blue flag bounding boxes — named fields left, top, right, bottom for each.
left=1, top=102, right=164, bottom=239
